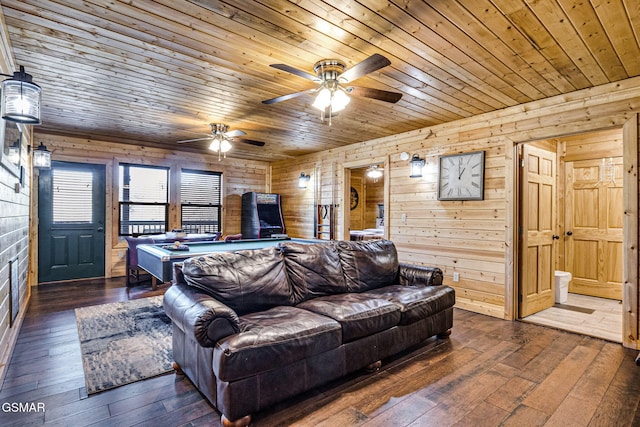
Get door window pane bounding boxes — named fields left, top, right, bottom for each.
left=52, top=169, right=93, bottom=223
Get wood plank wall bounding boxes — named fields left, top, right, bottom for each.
left=0, top=18, right=30, bottom=385
left=271, top=76, right=640, bottom=351
left=28, top=134, right=270, bottom=280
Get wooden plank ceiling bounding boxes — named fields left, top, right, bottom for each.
left=1, top=0, right=639, bottom=161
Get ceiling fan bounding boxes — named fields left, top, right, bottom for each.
left=178, top=123, right=265, bottom=160
left=263, top=53, right=402, bottom=124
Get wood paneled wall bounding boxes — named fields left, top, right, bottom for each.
left=0, top=26, right=30, bottom=384
left=271, top=76, right=640, bottom=349
left=28, top=134, right=270, bottom=280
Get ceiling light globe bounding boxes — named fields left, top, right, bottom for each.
left=220, top=139, right=232, bottom=152
left=209, top=139, right=221, bottom=152
left=312, top=87, right=331, bottom=110
left=331, top=89, right=350, bottom=112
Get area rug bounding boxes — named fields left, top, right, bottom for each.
left=75, top=295, right=173, bottom=395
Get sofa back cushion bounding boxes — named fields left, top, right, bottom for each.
left=337, top=239, right=399, bottom=292
left=279, top=242, right=347, bottom=301
left=181, top=247, right=292, bottom=315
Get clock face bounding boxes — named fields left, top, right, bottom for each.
left=350, top=187, right=359, bottom=210
left=438, top=151, right=485, bottom=201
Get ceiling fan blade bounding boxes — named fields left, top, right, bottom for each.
left=238, top=138, right=266, bottom=147
left=177, top=136, right=213, bottom=143
left=262, top=89, right=314, bottom=104
left=225, top=129, right=246, bottom=138
left=339, top=54, right=391, bottom=83
left=270, top=64, right=319, bottom=81
left=347, top=85, right=402, bottom=103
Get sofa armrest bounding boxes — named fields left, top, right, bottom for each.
left=163, top=283, right=241, bottom=347
left=398, top=263, right=444, bottom=286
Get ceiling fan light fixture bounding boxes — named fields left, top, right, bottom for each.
left=331, top=87, right=350, bottom=112
left=366, top=165, right=383, bottom=181
left=220, top=138, right=232, bottom=152
left=312, top=87, right=331, bottom=110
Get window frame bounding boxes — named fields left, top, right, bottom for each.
left=118, top=163, right=170, bottom=237
left=180, top=168, right=223, bottom=234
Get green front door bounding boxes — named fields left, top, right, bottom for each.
left=38, top=161, right=106, bottom=283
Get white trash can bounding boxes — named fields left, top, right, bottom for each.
left=554, top=271, right=571, bottom=304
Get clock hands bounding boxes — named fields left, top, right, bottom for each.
left=458, top=167, right=466, bottom=179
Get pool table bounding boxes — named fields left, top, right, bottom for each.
left=136, top=237, right=322, bottom=285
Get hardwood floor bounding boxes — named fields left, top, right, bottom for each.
left=1, top=278, right=640, bottom=426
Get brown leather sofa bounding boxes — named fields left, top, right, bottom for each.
left=163, top=239, right=455, bottom=426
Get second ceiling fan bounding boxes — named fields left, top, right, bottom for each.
left=263, top=53, right=402, bottom=124
left=178, top=123, right=265, bottom=160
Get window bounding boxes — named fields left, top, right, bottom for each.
left=53, top=169, right=93, bottom=223
left=181, top=169, right=222, bottom=233
left=118, top=164, right=169, bottom=236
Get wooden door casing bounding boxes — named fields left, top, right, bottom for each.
left=519, top=144, right=557, bottom=317
left=565, top=158, right=623, bottom=300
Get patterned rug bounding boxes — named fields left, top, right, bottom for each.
left=75, top=295, right=173, bottom=395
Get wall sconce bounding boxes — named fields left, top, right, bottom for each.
left=7, top=138, right=21, bottom=165
left=409, top=154, right=425, bottom=178
left=298, top=172, right=311, bottom=189
left=1, top=66, right=42, bottom=124
left=32, top=142, right=51, bottom=169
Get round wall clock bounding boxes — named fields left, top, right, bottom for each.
left=437, top=150, right=485, bottom=201
left=350, top=187, right=359, bottom=210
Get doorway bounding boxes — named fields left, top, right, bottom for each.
left=38, top=161, right=106, bottom=283
left=342, top=157, right=389, bottom=241
left=516, top=129, right=624, bottom=342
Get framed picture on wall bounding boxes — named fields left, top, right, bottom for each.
left=0, top=119, right=23, bottom=178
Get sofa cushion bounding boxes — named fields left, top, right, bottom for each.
left=364, top=285, right=456, bottom=325
left=297, top=293, right=401, bottom=343
left=213, top=306, right=341, bottom=381
left=336, top=239, right=399, bottom=292
left=279, top=242, right=347, bottom=301
left=181, top=247, right=293, bottom=315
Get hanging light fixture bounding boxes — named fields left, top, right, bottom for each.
left=311, top=60, right=351, bottom=125
left=1, top=66, right=42, bottom=124
left=366, top=165, right=383, bottom=182
left=32, top=142, right=51, bottom=169
left=298, top=172, right=311, bottom=189
left=410, top=154, right=425, bottom=178
left=208, top=124, right=233, bottom=161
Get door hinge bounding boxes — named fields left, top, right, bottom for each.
left=518, top=294, right=523, bottom=302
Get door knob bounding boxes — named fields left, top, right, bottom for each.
left=566, top=231, right=573, bottom=236
left=97, top=227, right=104, bottom=232
left=552, top=235, right=560, bottom=240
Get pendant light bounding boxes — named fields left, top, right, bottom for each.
left=1, top=66, right=42, bottom=124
